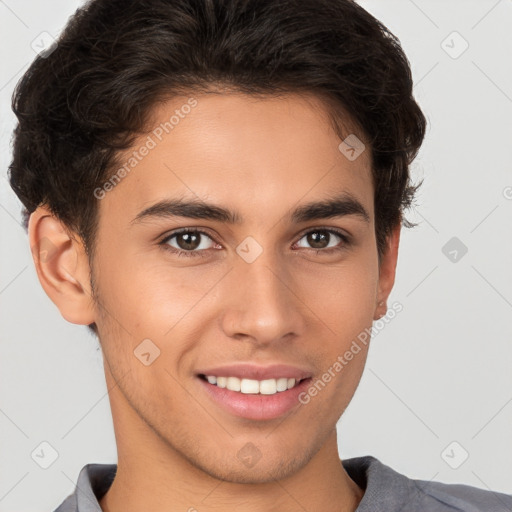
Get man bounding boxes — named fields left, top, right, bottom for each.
left=8, top=0, right=512, bottom=511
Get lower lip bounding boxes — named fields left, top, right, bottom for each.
left=197, top=376, right=312, bottom=421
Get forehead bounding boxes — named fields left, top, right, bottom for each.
left=98, top=91, right=374, bottom=226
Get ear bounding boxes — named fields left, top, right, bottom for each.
left=28, top=205, right=96, bottom=325
left=373, top=222, right=401, bottom=321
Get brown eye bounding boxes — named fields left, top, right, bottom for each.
left=162, top=229, right=215, bottom=255
left=174, top=232, right=202, bottom=250
left=295, top=229, right=347, bottom=251
left=306, top=231, right=329, bottom=249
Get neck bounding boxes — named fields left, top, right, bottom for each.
left=99, top=431, right=362, bottom=512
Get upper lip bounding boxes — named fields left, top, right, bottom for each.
left=196, top=363, right=313, bottom=381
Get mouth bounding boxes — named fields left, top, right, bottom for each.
left=196, top=373, right=313, bottom=421
left=198, top=373, right=308, bottom=395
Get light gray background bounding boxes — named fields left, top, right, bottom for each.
left=1, top=0, right=512, bottom=510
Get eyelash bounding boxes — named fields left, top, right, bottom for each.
left=159, top=227, right=351, bottom=259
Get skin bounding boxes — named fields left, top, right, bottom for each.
left=29, top=91, right=400, bottom=512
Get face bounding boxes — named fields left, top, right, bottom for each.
left=75, top=92, right=394, bottom=482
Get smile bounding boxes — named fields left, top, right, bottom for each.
left=197, top=374, right=313, bottom=421
left=200, top=374, right=303, bottom=395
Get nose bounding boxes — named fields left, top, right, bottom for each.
left=219, top=248, right=306, bottom=346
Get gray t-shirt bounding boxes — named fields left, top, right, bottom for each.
left=53, top=455, right=512, bottom=512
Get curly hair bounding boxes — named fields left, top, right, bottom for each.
left=9, top=0, right=426, bottom=262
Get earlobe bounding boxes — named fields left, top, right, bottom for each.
left=373, top=223, right=401, bottom=320
left=28, top=206, right=96, bottom=325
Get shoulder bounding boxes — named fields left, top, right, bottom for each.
left=414, top=478, right=512, bottom=512
left=342, top=455, right=512, bottom=512
left=52, top=463, right=117, bottom=512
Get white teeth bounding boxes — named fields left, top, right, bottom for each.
left=226, top=376, right=241, bottom=392
left=259, top=379, right=277, bottom=395
left=204, top=375, right=300, bottom=395
left=241, top=379, right=260, bottom=394
left=276, top=377, right=288, bottom=392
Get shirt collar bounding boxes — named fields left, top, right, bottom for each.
left=56, top=463, right=116, bottom=512
left=342, top=455, right=419, bottom=511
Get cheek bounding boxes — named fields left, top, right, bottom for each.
left=294, top=255, right=378, bottom=394
left=296, top=255, right=379, bottom=329
left=95, top=247, right=224, bottom=327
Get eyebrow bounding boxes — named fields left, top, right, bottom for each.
left=131, top=193, right=370, bottom=226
